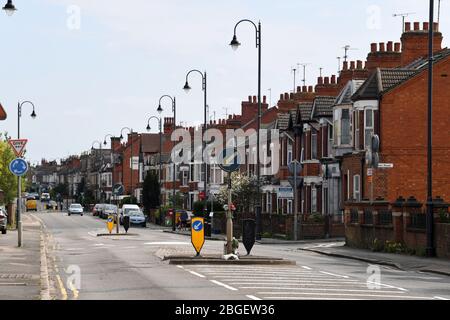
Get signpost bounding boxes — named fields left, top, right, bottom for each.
left=9, top=158, right=29, bottom=247
left=191, top=217, right=205, bottom=256
left=8, top=139, right=28, bottom=157
left=288, top=160, right=302, bottom=241
left=113, top=184, right=124, bottom=234
left=218, top=148, right=241, bottom=255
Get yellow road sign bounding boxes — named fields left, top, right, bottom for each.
left=107, top=215, right=115, bottom=234
left=191, top=217, right=205, bottom=256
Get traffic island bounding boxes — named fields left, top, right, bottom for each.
left=96, top=233, right=139, bottom=237
left=165, top=254, right=296, bottom=265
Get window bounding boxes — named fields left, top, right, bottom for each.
left=311, top=132, right=318, bottom=160
left=354, top=111, right=360, bottom=149
left=353, top=175, right=361, bottom=201
left=365, top=109, right=374, bottom=149
left=341, top=109, right=351, bottom=145
left=311, top=186, right=317, bottom=213
left=266, top=192, right=272, bottom=213
left=287, top=140, right=293, bottom=164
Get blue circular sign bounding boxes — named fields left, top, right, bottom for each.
left=193, top=220, right=203, bottom=232
left=9, top=158, right=29, bottom=177
left=218, top=148, right=241, bottom=173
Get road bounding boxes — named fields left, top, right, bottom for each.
left=31, top=210, right=450, bottom=300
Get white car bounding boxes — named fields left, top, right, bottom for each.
left=119, top=204, right=140, bottom=224
left=68, top=204, right=84, bottom=216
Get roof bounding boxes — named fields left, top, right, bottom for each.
left=298, top=102, right=313, bottom=122
left=353, top=48, right=450, bottom=101
left=334, top=80, right=365, bottom=105
left=276, top=110, right=295, bottom=130
left=311, top=96, right=336, bottom=118
left=0, top=103, right=6, bottom=120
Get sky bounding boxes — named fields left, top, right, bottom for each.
left=0, top=0, right=448, bottom=165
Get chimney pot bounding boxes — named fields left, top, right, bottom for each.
left=308, top=85, right=313, bottom=92
left=356, top=60, right=362, bottom=70
left=284, top=93, right=289, bottom=100
left=371, top=43, right=377, bottom=52
left=297, top=86, right=301, bottom=92
left=263, top=95, right=267, bottom=104
left=302, top=85, right=307, bottom=92
left=331, top=75, right=336, bottom=84
left=414, top=22, right=420, bottom=31
left=405, top=22, right=411, bottom=32
left=280, top=94, right=284, bottom=101
left=387, top=41, right=393, bottom=52
left=248, top=96, right=252, bottom=102
left=317, top=77, right=323, bottom=85
left=343, top=61, right=348, bottom=70
left=423, top=22, right=429, bottom=31
left=433, top=22, right=439, bottom=31
left=394, top=42, right=401, bottom=52
left=290, top=92, right=294, bottom=99
left=253, top=96, right=257, bottom=103
left=324, top=77, right=330, bottom=85
left=350, top=61, right=356, bottom=69
left=379, top=42, right=385, bottom=52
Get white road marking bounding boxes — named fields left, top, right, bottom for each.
left=302, top=266, right=312, bottom=270
left=246, top=288, right=405, bottom=294
left=246, top=295, right=262, bottom=300
left=320, top=271, right=349, bottom=278
left=433, top=296, right=449, bottom=300
left=189, top=271, right=206, bottom=278
left=144, top=242, right=190, bottom=245
left=176, top=265, right=184, bottom=269
left=258, top=292, right=432, bottom=299
left=210, top=280, right=238, bottom=291
left=366, top=281, right=407, bottom=292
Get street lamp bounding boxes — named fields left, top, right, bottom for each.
left=183, top=70, right=208, bottom=219
left=16, top=100, right=37, bottom=247
left=2, top=0, right=16, bottom=16
left=103, top=134, right=115, bottom=205
left=229, top=19, right=263, bottom=240
left=120, top=127, right=134, bottom=201
left=157, top=95, right=177, bottom=231
left=91, top=141, right=103, bottom=203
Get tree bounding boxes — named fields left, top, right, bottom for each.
left=0, top=133, right=18, bottom=206
left=142, top=171, right=160, bottom=214
left=217, top=171, right=258, bottom=213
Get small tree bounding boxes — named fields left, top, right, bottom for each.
left=142, top=171, right=160, bottom=214
left=217, top=172, right=258, bottom=213
left=0, top=134, right=19, bottom=206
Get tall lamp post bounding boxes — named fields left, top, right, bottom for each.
left=120, top=127, right=134, bottom=201
left=426, top=0, right=436, bottom=257
left=17, top=101, right=37, bottom=247
left=229, top=19, right=263, bottom=240
left=146, top=116, right=163, bottom=208
left=103, top=134, right=115, bottom=204
left=2, top=0, right=16, bottom=16
left=183, top=70, right=208, bottom=218
left=157, top=95, right=177, bottom=231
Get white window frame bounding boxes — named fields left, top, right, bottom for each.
left=311, top=131, right=318, bottom=160
left=353, top=174, right=361, bottom=201
left=355, top=110, right=360, bottom=150
left=364, top=109, right=375, bottom=149
left=311, top=186, right=317, bottom=213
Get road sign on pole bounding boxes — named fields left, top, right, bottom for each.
left=8, top=139, right=28, bottom=157
left=218, top=148, right=241, bottom=173
left=288, top=160, right=302, bottom=241
left=9, top=158, right=29, bottom=177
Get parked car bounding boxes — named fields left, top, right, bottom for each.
left=40, top=193, right=50, bottom=202
left=119, top=204, right=141, bottom=224
left=26, top=198, right=38, bottom=212
left=127, top=210, right=147, bottom=227
left=0, top=207, right=7, bottom=234
left=102, top=204, right=118, bottom=219
left=68, top=204, right=84, bottom=216
left=92, top=204, right=104, bottom=217
left=46, top=200, right=57, bottom=210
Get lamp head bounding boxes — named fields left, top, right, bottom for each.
left=3, top=1, right=16, bottom=16
left=183, top=81, right=191, bottom=94
left=157, top=104, right=163, bottom=114
left=146, top=124, right=151, bottom=132
left=119, top=134, right=123, bottom=140
left=30, top=110, right=37, bottom=119
left=103, top=140, right=107, bottom=146
left=230, top=35, right=241, bottom=51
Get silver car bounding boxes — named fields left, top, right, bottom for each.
left=128, top=210, right=146, bottom=227
left=68, top=204, right=84, bottom=216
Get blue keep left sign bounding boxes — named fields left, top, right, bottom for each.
left=192, top=220, right=203, bottom=232
left=9, top=158, right=29, bottom=177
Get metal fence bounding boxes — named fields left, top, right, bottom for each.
left=378, top=209, right=393, bottom=225
left=350, top=208, right=359, bottom=223
left=364, top=208, right=373, bottom=225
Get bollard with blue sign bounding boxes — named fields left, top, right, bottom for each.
left=191, top=217, right=205, bottom=256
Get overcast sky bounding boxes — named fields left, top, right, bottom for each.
left=0, top=0, right=448, bottom=164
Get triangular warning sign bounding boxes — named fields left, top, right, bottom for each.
left=8, top=139, right=28, bottom=157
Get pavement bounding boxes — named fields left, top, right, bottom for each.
left=1, top=211, right=450, bottom=300
left=300, top=244, right=450, bottom=277
left=0, top=214, right=42, bottom=300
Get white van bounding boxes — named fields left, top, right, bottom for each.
left=120, top=204, right=141, bottom=224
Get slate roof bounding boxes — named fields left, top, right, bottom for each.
left=334, top=80, right=365, bottom=105
left=311, top=96, right=336, bottom=118
left=298, top=102, right=313, bottom=122
left=276, top=109, right=297, bottom=130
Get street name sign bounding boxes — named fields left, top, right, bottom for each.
left=9, top=158, right=29, bottom=177
left=378, top=163, right=394, bottom=169
left=191, top=217, right=205, bottom=256
left=8, top=139, right=28, bottom=157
